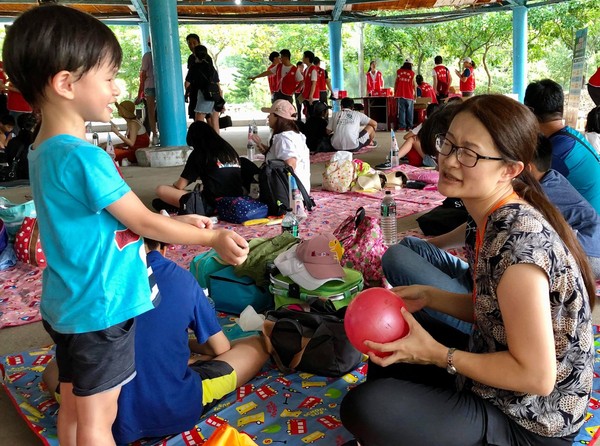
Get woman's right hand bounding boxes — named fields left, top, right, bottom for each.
left=391, top=285, right=434, bottom=313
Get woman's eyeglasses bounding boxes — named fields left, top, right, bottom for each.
left=435, top=134, right=504, bottom=168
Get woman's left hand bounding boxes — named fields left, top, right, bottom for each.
left=365, top=308, right=446, bottom=368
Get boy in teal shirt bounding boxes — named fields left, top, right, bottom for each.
left=3, top=5, right=249, bottom=445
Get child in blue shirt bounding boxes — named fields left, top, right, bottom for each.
left=3, top=5, right=249, bottom=445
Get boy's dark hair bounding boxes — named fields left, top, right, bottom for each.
left=416, top=74, right=424, bottom=85
left=186, top=33, right=200, bottom=43
left=532, top=133, right=553, bottom=173
left=144, top=237, right=168, bottom=252
left=419, top=102, right=461, bottom=156
left=269, top=51, right=280, bottom=62
left=585, top=106, right=600, bottom=133
left=280, top=49, right=291, bottom=59
left=3, top=5, right=122, bottom=109
left=303, top=51, right=315, bottom=64
left=401, top=62, right=412, bottom=70
left=296, top=61, right=303, bottom=67
left=0, top=114, right=15, bottom=126
left=523, top=79, right=564, bottom=123
left=314, top=57, right=320, bottom=65
left=434, top=55, right=443, bottom=65
left=340, top=97, right=354, bottom=109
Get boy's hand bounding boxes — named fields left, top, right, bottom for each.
left=172, top=214, right=214, bottom=229
left=211, top=229, right=249, bottom=265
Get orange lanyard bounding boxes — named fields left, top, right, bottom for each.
left=472, top=192, right=519, bottom=312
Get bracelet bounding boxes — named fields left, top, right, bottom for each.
left=446, top=348, right=457, bottom=375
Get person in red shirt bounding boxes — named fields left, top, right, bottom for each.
left=455, top=57, right=476, bottom=97
left=588, top=66, right=600, bottom=106
left=301, top=50, right=320, bottom=118
left=366, top=60, right=384, bottom=96
left=416, top=75, right=438, bottom=105
left=432, top=55, right=452, bottom=102
left=248, top=51, right=281, bottom=103
left=393, top=58, right=417, bottom=131
left=313, top=57, right=333, bottom=105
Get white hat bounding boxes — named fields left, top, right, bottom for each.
left=462, top=57, right=472, bottom=64
left=274, top=245, right=344, bottom=291
left=404, top=58, right=413, bottom=64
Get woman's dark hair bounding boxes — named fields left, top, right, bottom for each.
left=453, top=95, right=595, bottom=308
left=3, top=4, right=122, bottom=109
left=186, top=121, right=239, bottom=166
left=401, top=62, right=412, bottom=70
left=269, top=115, right=299, bottom=147
left=585, top=106, right=600, bottom=133
left=419, top=102, right=461, bottom=156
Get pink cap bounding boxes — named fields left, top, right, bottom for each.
left=295, top=233, right=345, bottom=280
left=261, top=99, right=297, bottom=120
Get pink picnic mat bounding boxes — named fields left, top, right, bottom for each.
left=0, top=185, right=445, bottom=329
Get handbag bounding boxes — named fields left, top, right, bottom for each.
left=216, top=196, right=268, bottom=224
left=178, top=185, right=206, bottom=216
left=333, top=207, right=387, bottom=286
left=322, top=151, right=357, bottom=193
left=263, top=299, right=363, bottom=377
left=189, top=248, right=228, bottom=289
left=14, top=216, right=47, bottom=268
left=218, top=114, right=232, bottom=129
left=208, top=266, right=273, bottom=315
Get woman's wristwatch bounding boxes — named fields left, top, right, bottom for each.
left=446, top=347, right=457, bottom=375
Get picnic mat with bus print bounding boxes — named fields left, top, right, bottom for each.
left=0, top=312, right=368, bottom=446
left=0, top=183, right=445, bottom=329
left=2, top=324, right=600, bottom=445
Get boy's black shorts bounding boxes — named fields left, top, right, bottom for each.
left=43, top=318, right=136, bottom=397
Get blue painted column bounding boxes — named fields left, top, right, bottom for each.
left=328, top=21, right=343, bottom=112
left=139, top=22, right=150, bottom=55
left=512, top=6, right=528, bottom=102
left=147, top=0, right=186, bottom=146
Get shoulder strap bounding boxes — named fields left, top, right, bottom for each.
left=557, top=130, right=600, bottom=163
left=286, top=163, right=314, bottom=211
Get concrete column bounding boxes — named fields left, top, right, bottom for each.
left=147, top=0, right=187, bottom=146
left=328, top=21, right=343, bottom=112
left=512, top=6, right=528, bottom=102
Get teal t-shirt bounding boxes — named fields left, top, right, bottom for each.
left=29, top=134, right=153, bottom=333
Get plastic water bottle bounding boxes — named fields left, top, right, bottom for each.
left=281, top=209, right=299, bottom=237
left=390, top=130, right=399, bottom=168
left=92, top=130, right=99, bottom=146
left=246, top=124, right=256, bottom=161
left=106, top=133, right=115, bottom=160
left=380, top=191, right=397, bottom=245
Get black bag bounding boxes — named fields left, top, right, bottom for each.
left=263, top=300, right=363, bottom=377
left=258, top=159, right=314, bottom=216
left=203, top=82, right=221, bottom=102
left=178, top=185, right=206, bottom=216
left=416, top=197, right=469, bottom=236
left=218, top=114, right=232, bottom=129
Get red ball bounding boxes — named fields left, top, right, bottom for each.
left=344, top=288, right=409, bottom=357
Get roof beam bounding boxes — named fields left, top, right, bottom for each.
left=332, top=0, right=348, bottom=21
left=129, top=0, right=147, bottom=22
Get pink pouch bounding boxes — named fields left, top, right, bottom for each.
left=14, top=217, right=47, bottom=268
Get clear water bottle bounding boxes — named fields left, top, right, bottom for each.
left=390, top=130, right=399, bottom=168
left=246, top=124, right=256, bottom=161
left=92, top=131, right=99, bottom=146
left=106, top=133, right=115, bottom=160
left=380, top=191, right=397, bottom=245
left=281, top=209, right=299, bottom=237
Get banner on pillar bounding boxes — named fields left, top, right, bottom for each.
left=565, top=28, right=587, bottom=128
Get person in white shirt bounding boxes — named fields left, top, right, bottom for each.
left=253, top=99, right=311, bottom=193
left=327, top=97, right=377, bottom=151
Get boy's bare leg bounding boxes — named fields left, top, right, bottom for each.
left=215, top=336, right=269, bottom=386
left=75, top=386, right=121, bottom=445
left=56, top=382, right=77, bottom=446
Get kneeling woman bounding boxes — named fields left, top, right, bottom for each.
left=341, top=95, right=595, bottom=446
left=155, top=121, right=243, bottom=215
left=110, top=100, right=150, bottom=164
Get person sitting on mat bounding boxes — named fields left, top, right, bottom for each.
left=110, top=100, right=149, bottom=164
left=341, top=94, right=595, bottom=445
left=327, top=97, right=377, bottom=152
left=44, top=235, right=269, bottom=445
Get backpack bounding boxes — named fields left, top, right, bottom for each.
left=263, top=299, right=363, bottom=377
left=258, top=159, right=314, bottom=216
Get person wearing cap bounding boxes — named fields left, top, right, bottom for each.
left=299, top=100, right=333, bottom=153
left=366, top=60, right=384, bottom=96
left=455, top=57, right=476, bottom=97
left=587, top=66, right=600, bottom=106
left=110, top=100, right=150, bottom=164
left=247, top=51, right=281, bottom=103
left=254, top=99, right=311, bottom=193
left=328, top=97, right=377, bottom=152
left=393, top=59, right=417, bottom=131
